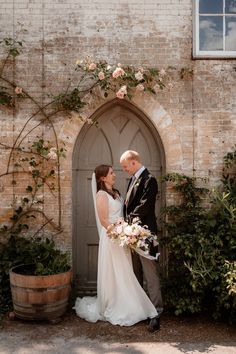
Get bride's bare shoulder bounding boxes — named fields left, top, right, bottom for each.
left=96, top=190, right=109, bottom=199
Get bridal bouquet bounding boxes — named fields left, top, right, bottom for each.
left=107, top=217, right=159, bottom=259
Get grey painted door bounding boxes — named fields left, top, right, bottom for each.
left=73, top=101, right=163, bottom=294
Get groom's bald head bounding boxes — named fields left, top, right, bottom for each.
left=120, top=150, right=142, bottom=175
left=120, top=150, right=141, bottom=163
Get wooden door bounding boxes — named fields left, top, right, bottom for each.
left=73, top=101, right=164, bottom=295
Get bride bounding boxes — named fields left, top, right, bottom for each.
left=74, top=164, right=157, bottom=326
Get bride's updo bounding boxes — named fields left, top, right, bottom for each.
left=95, top=164, right=120, bottom=199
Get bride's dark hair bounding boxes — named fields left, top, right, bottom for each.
left=95, top=164, right=120, bottom=199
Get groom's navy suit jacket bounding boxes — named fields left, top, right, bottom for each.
left=124, top=168, right=158, bottom=234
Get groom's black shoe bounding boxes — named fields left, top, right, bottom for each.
left=148, top=316, right=160, bottom=333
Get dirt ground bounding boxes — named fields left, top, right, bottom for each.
left=1, top=311, right=236, bottom=344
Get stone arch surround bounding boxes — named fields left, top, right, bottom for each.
left=59, top=93, right=183, bottom=172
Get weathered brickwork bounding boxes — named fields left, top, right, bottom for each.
left=0, top=0, right=236, bottom=251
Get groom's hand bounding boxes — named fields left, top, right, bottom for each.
left=145, top=236, right=159, bottom=259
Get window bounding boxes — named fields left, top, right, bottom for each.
left=193, top=0, right=236, bottom=58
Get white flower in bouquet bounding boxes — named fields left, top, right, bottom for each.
left=123, top=225, right=133, bottom=236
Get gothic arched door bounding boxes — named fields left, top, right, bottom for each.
left=73, top=100, right=165, bottom=295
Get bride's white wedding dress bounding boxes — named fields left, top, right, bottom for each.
left=74, top=191, right=157, bottom=326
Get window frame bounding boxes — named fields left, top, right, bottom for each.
left=193, top=0, right=236, bottom=58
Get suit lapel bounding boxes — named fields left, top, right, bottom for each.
left=125, top=176, right=137, bottom=205
left=126, top=169, right=148, bottom=206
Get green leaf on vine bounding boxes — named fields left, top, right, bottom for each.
left=26, top=185, right=33, bottom=192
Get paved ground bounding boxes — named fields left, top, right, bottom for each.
left=0, top=312, right=236, bottom=354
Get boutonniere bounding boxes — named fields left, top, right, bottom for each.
left=134, top=178, right=141, bottom=188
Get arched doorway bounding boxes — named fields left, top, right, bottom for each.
left=72, top=99, right=165, bottom=295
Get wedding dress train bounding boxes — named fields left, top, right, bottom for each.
left=74, top=191, right=157, bottom=326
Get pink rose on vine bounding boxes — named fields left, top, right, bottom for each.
left=88, top=63, right=97, bottom=71
left=112, top=67, right=125, bottom=78
left=98, top=71, right=105, bottom=80
left=136, top=84, right=145, bottom=91
left=15, top=86, right=23, bottom=94
left=116, top=85, right=127, bottom=99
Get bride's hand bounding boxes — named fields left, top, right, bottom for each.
left=107, top=223, right=114, bottom=232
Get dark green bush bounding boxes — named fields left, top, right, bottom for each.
left=161, top=151, right=236, bottom=324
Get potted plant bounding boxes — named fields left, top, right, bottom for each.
left=1, top=232, right=72, bottom=322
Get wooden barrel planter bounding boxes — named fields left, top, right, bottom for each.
left=10, top=264, right=72, bottom=321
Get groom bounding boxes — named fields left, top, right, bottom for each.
left=120, top=150, right=163, bottom=332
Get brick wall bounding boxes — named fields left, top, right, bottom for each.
left=0, top=0, right=236, bottom=251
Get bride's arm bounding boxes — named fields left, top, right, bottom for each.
left=96, top=191, right=110, bottom=229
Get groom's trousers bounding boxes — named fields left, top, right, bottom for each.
left=132, top=251, right=163, bottom=313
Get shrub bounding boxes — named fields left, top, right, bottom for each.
left=161, top=150, right=236, bottom=324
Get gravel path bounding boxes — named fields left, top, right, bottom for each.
left=0, top=312, right=235, bottom=354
